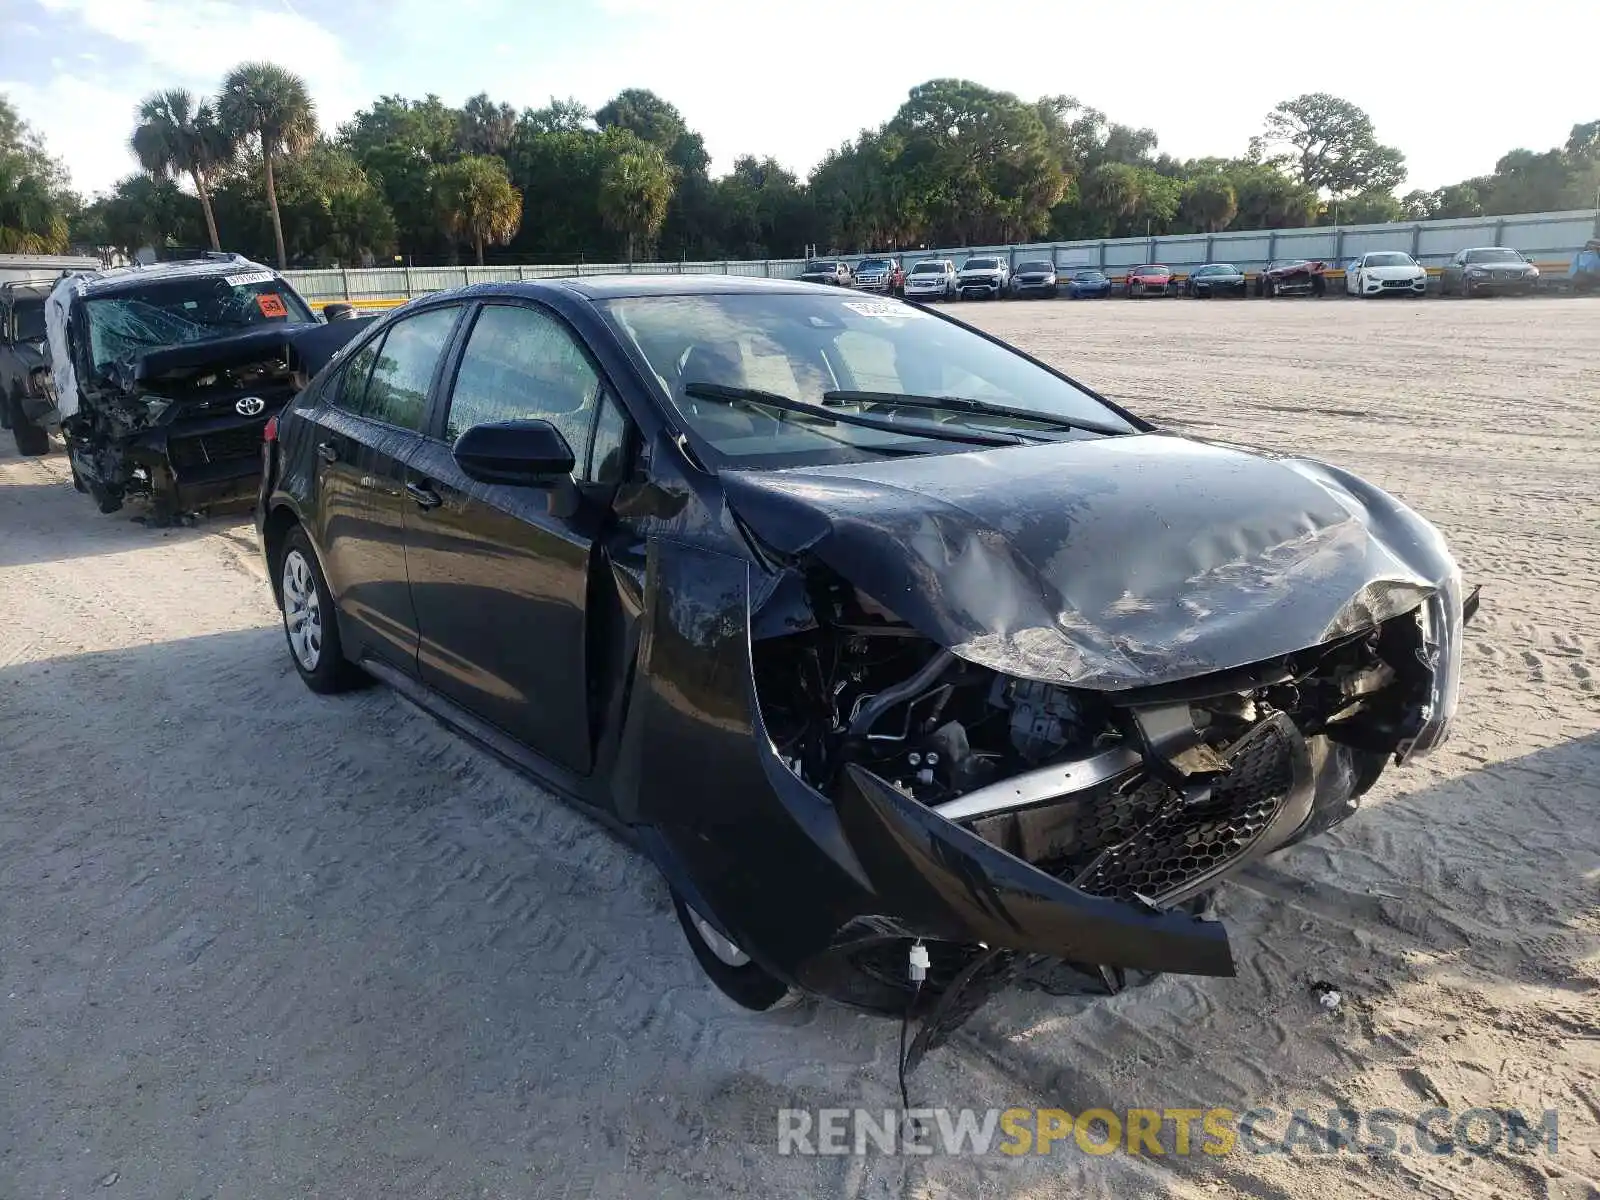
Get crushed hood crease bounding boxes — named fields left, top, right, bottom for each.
left=721, top=433, right=1454, bottom=690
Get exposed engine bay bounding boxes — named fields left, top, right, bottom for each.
left=60, top=350, right=301, bottom=516
left=750, top=566, right=1464, bottom=1059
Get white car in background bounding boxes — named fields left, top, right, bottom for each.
left=903, top=259, right=958, bottom=300
left=1345, top=251, right=1428, bottom=297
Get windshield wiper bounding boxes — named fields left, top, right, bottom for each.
left=682, top=382, right=1027, bottom=447
left=821, top=390, right=1126, bottom=436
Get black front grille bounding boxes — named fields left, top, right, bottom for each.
left=1068, top=720, right=1298, bottom=905
left=168, top=422, right=266, bottom=470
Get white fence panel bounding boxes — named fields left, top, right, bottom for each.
left=280, top=207, right=1596, bottom=300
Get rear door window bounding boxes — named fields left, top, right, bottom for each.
left=355, top=306, right=461, bottom=432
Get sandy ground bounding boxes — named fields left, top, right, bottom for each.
left=2, top=296, right=1597, bottom=1200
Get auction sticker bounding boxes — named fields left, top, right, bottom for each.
left=843, top=300, right=926, bottom=319
left=225, top=270, right=275, bottom=287
left=256, top=293, right=288, bottom=318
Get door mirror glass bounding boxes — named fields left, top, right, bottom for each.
left=452, top=418, right=575, bottom=486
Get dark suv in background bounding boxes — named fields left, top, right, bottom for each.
left=0, top=279, right=54, bottom=455
left=798, top=259, right=853, bottom=287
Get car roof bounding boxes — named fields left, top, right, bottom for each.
left=1, top=280, right=55, bottom=299
left=68, top=255, right=279, bottom=298
left=440, top=274, right=827, bottom=302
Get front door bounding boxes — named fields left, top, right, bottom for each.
left=308, top=303, right=464, bottom=673
left=401, top=300, right=629, bottom=773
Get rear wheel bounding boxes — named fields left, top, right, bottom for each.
left=12, top=409, right=49, bottom=457
left=277, top=525, right=362, bottom=693
left=671, top=891, right=793, bottom=1011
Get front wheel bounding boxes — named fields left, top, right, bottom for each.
left=672, top=891, right=792, bottom=1011
left=277, top=525, right=362, bottom=693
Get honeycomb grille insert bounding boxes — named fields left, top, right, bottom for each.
left=1071, top=721, right=1297, bottom=906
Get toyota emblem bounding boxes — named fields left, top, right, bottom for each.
left=236, top=396, right=266, bottom=417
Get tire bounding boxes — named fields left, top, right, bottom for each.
left=671, top=890, right=792, bottom=1011
left=1264, top=278, right=1277, bottom=298
left=276, top=525, right=362, bottom=694
left=12, top=413, right=49, bottom=457
left=0, top=391, right=11, bottom=431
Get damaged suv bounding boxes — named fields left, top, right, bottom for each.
left=258, top=277, right=1471, bottom=1055
left=42, top=255, right=362, bottom=517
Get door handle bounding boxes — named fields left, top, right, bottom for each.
left=405, top=481, right=442, bottom=510
left=316, top=440, right=339, bottom=463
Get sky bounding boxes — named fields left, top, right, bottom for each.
left=1, top=0, right=1593, bottom=201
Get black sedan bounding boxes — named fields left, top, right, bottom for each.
left=256, top=276, right=1469, bottom=1046
left=1185, top=263, right=1248, bottom=297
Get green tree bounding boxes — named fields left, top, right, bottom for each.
left=0, top=94, right=73, bottom=253
left=457, top=93, right=517, bottom=157
left=219, top=62, right=318, bottom=268
left=1253, top=94, right=1407, bottom=199
left=130, top=88, right=233, bottom=251
left=432, top=154, right=521, bottom=265
left=1180, top=174, right=1238, bottom=232
left=1228, top=162, right=1320, bottom=229
left=339, top=94, right=462, bottom=261
left=597, top=138, right=676, bottom=262
left=888, top=79, right=1065, bottom=244
left=80, top=174, right=205, bottom=259
left=211, top=141, right=396, bottom=265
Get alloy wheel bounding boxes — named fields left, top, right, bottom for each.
left=282, top=548, right=323, bottom=671
left=687, top=905, right=751, bottom=967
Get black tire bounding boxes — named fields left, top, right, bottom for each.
left=1264, top=278, right=1277, bottom=298
left=12, top=414, right=49, bottom=457
left=275, top=524, right=363, bottom=694
left=0, top=391, right=11, bottom=431
left=671, top=891, right=792, bottom=1011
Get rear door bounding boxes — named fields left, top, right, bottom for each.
left=401, top=299, right=630, bottom=773
left=307, top=302, right=464, bottom=673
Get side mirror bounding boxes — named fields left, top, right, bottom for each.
left=322, top=302, right=357, bottom=322
left=452, top=418, right=575, bottom=486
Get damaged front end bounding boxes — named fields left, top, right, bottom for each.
left=45, top=266, right=366, bottom=518
left=654, top=433, right=1471, bottom=1046
left=62, top=335, right=309, bottom=516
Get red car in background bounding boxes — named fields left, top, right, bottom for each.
left=1124, top=264, right=1174, bottom=297
left=1254, top=259, right=1328, bottom=297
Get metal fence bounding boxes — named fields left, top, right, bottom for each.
left=283, top=208, right=1598, bottom=303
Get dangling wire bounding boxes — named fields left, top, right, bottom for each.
left=897, top=977, right=923, bottom=1112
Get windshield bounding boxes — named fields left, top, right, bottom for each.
left=83, top=272, right=313, bottom=372
left=13, top=299, right=46, bottom=341
left=1133, top=265, right=1169, bottom=275
left=1200, top=264, right=1237, bottom=275
left=910, top=262, right=945, bottom=274
left=858, top=259, right=892, bottom=272
left=600, top=292, right=1135, bottom=465
left=1016, top=261, right=1054, bottom=273
left=1465, top=248, right=1523, bottom=264
left=962, top=258, right=999, bottom=271
left=1364, top=252, right=1414, bottom=267
left=804, top=261, right=837, bottom=273
left=1072, top=270, right=1105, bottom=281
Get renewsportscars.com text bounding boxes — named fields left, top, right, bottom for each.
left=777, top=1106, right=1561, bottom=1158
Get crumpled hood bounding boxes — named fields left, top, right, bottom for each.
left=721, top=433, right=1456, bottom=691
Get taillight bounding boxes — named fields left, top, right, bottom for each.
left=263, top=415, right=278, bottom=443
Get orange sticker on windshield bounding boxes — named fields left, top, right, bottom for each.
left=257, top=293, right=288, bottom=318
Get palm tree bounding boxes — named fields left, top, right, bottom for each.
left=0, top=153, right=67, bottom=253
left=218, top=62, right=317, bottom=268
left=130, top=88, right=232, bottom=251
left=431, top=154, right=522, bottom=265
left=597, top=146, right=676, bottom=263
